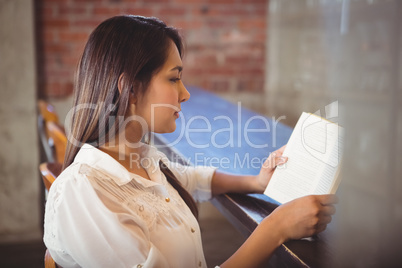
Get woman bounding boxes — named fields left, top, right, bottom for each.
left=44, top=15, right=337, bottom=268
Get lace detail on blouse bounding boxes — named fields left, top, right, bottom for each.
left=79, top=164, right=189, bottom=231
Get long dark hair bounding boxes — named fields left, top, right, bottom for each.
left=64, top=15, right=198, bottom=218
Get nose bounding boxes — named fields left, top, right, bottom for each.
left=179, top=81, right=190, bottom=103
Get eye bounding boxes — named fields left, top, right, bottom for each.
left=170, top=77, right=181, bottom=83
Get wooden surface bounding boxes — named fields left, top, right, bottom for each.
left=46, top=121, right=67, bottom=164
left=39, top=162, right=62, bottom=191
left=154, top=86, right=335, bottom=268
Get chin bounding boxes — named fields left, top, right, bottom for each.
left=165, top=125, right=176, bottom=133
left=155, top=123, right=176, bottom=134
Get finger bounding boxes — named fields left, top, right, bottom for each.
left=319, top=215, right=332, bottom=225
left=320, top=205, right=336, bottom=216
left=262, top=152, right=285, bottom=169
left=262, top=155, right=275, bottom=169
left=316, top=194, right=339, bottom=205
left=275, top=156, right=288, bottom=166
left=316, top=223, right=328, bottom=233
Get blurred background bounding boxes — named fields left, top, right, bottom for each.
left=0, top=0, right=401, bottom=267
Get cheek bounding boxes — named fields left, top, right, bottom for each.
left=155, top=106, right=174, bottom=118
left=139, top=83, right=178, bottom=118
left=150, top=93, right=178, bottom=115
left=146, top=106, right=173, bottom=125
left=158, top=89, right=177, bottom=104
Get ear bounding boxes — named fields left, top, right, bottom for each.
left=117, top=73, right=126, bottom=95
left=118, top=73, right=137, bottom=104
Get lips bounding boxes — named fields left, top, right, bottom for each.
left=173, top=106, right=181, bottom=118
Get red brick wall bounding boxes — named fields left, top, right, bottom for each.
left=35, top=0, right=267, bottom=98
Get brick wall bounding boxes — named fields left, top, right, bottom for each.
left=35, top=0, right=267, bottom=99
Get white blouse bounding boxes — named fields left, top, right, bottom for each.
left=44, top=143, right=217, bottom=268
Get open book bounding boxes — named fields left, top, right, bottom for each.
left=264, top=112, right=344, bottom=204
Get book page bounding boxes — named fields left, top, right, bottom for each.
left=264, top=112, right=344, bottom=204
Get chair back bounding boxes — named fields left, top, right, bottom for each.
left=37, top=100, right=61, bottom=163
left=38, top=100, right=59, bottom=124
left=39, top=162, right=62, bottom=191
left=46, top=121, right=67, bottom=164
left=45, top=249, right=57, bottom=268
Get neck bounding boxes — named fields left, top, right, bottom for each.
left=100, top=124, right=147, bottom=159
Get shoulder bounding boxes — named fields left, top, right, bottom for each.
left=47, top=162, right=108, bottom=206
left=50, top=162, right=93, bottom=188
left=44, top=162, right=140, bottom=230
left=45, top=164, right=82, bottom=208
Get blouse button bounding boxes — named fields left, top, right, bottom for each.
left=139, top=205, right=144, bottom=212
left=198, top=261, right=202, bottom=267
left=191, top=228, right=195, bottom=233
left=165, top=197, right=170, bottom=202
left=137, top=265, right=143, bottom=268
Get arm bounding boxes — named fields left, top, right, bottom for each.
left=221, top=214, right=284, bottom=268
left=211, top=171, right=257, bottom=195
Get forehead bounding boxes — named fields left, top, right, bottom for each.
left=163, top=41, right=182, bottom=69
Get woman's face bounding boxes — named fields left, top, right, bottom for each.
left=134, top=41, right=190, bottom=134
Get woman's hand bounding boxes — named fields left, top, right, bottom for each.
left=267, top=194, right=339, bottom=242
left=221, top=194, right=338, bottom=268
left=211, top=145, right=288, bottom=195
left=252, top=145, right=288, bottom=193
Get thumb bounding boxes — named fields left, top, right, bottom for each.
left=275, top=156, right=288, bottom=166
left=316, top=194, right=339, bottom=205
left=262, top=154, right=288, bottom=170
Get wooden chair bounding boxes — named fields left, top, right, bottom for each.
left=38, top=99, right=59, bottom=124
left=37, top=101, right=63, bottom=267
left=37, top=100, right=61, bottom=163
left=46, top=121, right=67, bottom=164
left=39, top=162, right=62, bottom=191
left=45, top=249, right=57, bottom=268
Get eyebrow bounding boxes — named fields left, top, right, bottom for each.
left=170, top=65, right=183, bottom=72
